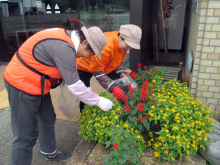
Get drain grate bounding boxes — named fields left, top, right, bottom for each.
left=154, top=66, right=181, bottom=81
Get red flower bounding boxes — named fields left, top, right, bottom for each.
left=138, top=63, right=141, bottom=68
left=146, top=115, right=149, bottom=119
left=149, top=89, right=154, bottom=92
left=130, top=157, right=132, bottom=159
left=148, top=98, right=151, bottom=100
left=125, top=105, right=130, bottom=111
left=129, top=85, right=135, bottom=94
left=118, top=148, right=120, bottom=151
left=114, top=144, right=118, bottom=150
left=153, top=68, right=158, bottom=72
left=144, top=66, right=147, bottom=71
left=152, top=100, right=155, bottom=102
left=138, top=103, right=144, bottom=113
left=131, top=106, right=135, bottom=109
left=154, top=104, right=156, bottom=107
left=140, top=90, right=148, bottom=102
left=122, top=93, right=129, bottom=104
left=128, top=160, right=130, bottom=163
left=131, top=71, right=137, bottom=80
left=141, top=79, right=149, bottom=89
left=139, top=76, right=142, bottom=79
left=137, top=117, right=143, bottom=123
left=148, top=74, right=152, bottom=76
left=146, top=150, right=149, bottom=152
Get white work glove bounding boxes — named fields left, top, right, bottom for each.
left=96, top=96, right=113, bottom=111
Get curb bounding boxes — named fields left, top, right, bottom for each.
left=67, top=139, right=97, bottom=165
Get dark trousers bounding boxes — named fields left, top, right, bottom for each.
left=78, top=70, right=120, bottom=112
left=4, top=80, right=57, bottom=165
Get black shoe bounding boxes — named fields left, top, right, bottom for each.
left=45, top=151, right=71, bottom=162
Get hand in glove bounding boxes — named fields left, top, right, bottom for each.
left=112, top=86, right=125, bottom=100
left=96, top=96, right=113, bottom=111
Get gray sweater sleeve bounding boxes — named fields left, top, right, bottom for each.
left=33, top=39, right=79, bottom=85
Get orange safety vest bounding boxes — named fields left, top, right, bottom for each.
left=4, top=28, right=75, bottom=95
left=76, top=31, right=127, bottom=74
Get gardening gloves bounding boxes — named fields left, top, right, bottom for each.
left=112, top=86, right=125, bottom=100
left=96, top=96, right=113, bottom=111
left=67, top=80, right=113, bottom=111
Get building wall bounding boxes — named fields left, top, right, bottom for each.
left=185, top=0, right=220, bottom=119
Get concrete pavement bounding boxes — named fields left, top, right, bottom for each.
left=0, top=62, right=104, bottom=165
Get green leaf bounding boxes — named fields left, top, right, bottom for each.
left=103, top=155, right=110, bottom=165
left=118, top=159, right=126, bottom=164
left=162, top=156, right=170, bottom=160
left=131, top=108, right=138, bottom=115
left=142, top=118, right=148, bottom=128
left=105, top=141, right=111, bottom=148
left=129, top=99, right=135, bottom=106
left=138, top=123, right=143, bottom=131
left=119, top=136, right=125, bottom=141
left=126, top=137, right=133, bottom=142
left=122, top=143, right=129, bottom=150
left=147, top=121, right=150, bottom=130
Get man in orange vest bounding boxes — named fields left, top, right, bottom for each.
left=4, top=26, right=113, bottom=164
left=63, top=18, right=85, bottom=30
left=76, top=24, right=142, bottom=111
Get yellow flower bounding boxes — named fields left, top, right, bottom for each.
left=114, top=116, right=119, bottom=120
left=154, top=152, right=160, bottom=157
left=137, top=135, right=141, bottom=139
left=116, top=125, right=119, bottom=128
left=164, top=151, right=168, bottom=155
left=124, top=123, right=128, bottom=128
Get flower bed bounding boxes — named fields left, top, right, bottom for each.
left=78, top=64, right=217, bottom=165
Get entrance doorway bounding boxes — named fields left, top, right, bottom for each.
left=130, top=0, right=191, bottom=71
left=151, top=0, right=189, bottom=64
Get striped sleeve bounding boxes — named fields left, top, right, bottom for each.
left=93, top=71, right=117, bottom=93
left=114, top=62, right=127, bottom=75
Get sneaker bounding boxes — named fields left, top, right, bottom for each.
left=45, top=151, right=71, bottom=162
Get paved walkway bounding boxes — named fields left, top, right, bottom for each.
left=0, top=62, right=104, bottom=165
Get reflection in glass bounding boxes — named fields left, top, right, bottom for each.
left=151, top=0, right=188, bottom=63
left=0, top=0, right=130, bottom=64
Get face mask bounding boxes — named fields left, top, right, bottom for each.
left=78, top=43, right=89, bottom=52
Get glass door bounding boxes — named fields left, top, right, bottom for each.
left=151, top=0, right=188, bottom=63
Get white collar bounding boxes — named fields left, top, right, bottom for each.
left=71, top=31, right=80, bottom=52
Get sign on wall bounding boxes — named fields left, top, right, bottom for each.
left=36, top=1, right=42, bottom=8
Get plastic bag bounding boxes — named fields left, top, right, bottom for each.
left=57, top=83, right=80, bottom=120
left=114, top=76, right=138, bottom=94
left=198, top=118, right=220, bottom=165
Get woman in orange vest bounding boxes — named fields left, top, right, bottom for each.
left=4, top=26, right=113, bottom=164
left=76, top=24, right=142, bottom=112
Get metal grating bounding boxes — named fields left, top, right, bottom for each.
left=154, top=66, right=181, bottom=81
